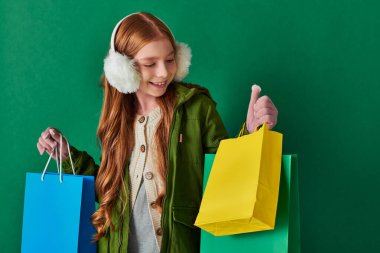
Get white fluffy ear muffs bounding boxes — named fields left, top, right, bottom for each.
left=174, top=42, right=192, bottom=81
left=103, top=50, right=141, bottom=94
left=103, top=13, right=192, bottom=94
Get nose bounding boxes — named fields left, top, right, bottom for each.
left=155, top=62, right=168, bottom=78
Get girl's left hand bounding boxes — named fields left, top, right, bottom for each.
left=246, top=84, right=278, bottom=133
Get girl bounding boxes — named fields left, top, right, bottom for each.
left=37, top=12, right=278, bottom=253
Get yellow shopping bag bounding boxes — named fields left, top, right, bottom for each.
left=194, top=123, right=283, bottom=236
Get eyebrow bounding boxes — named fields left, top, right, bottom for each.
left=139, top=50, right=175, bottom=60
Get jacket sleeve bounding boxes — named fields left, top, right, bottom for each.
left=61, top=145, right=100, bottom=179
left=201, top=96, right=229, bottom=154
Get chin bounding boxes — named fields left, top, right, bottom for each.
left=151, top=89, right=168, bottom=97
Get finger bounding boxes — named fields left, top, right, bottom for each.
left=254, top=96, right=274, bottom=110
left=38, top=137, right=54, bottom=154
left=247, top=84, right=262, bottom=120
left=42, top=129, right=51, bottom=139
left=257, top=115, right=277, bottom=129
left=255, top=107, right=278, bottom=119
left=49, top=128, right=62, bottom=142
left=42, top=126, right=57, bottom=135
left=37, top=142, right=45, bottom=155
left=45, top=133, right=58, bottom=149
left=38, top=136, right=56, bottom=154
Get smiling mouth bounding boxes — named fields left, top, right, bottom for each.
left=149, top=81, right=167, bottom=86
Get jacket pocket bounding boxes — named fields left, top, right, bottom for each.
left=170, top=207, right=200, bottom=253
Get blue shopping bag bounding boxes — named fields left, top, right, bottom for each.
left=200, top=154, right=300, bottom=253
left=21, top=136, right=96, bottom=253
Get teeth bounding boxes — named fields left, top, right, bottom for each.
left=151, top=81, right=166, bottom=85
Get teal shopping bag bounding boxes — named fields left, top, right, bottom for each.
left=200, top=154, right=300, bottom=253
left=21, top=136, right=97, bottom=253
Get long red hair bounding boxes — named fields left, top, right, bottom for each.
left=91, top=12, right=177, bottom=241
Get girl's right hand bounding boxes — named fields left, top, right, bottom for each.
left=37, top=127, right=69, bottom=161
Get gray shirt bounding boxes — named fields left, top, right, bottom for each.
left=128, top=179, right=160, bottom=253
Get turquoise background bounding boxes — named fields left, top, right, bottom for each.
left=1, top=0, right=379, bottom=252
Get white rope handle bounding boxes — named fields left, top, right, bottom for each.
left=55, top=147, right=59, bottom=172
left=41, top=133, right=76, bottom=182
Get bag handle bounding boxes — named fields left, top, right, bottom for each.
left=41, top=134, right=75, bottom=183
left=238, top=122, right=268, bottom=137
left=255, top=122, right=266, bottom=131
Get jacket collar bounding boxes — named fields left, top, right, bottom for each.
left=173, top=81, right=215, bottom=107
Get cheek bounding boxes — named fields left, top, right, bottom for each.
left=139, top=68, right=153, bottom=81
left=170, top=63, right=178, bottom=74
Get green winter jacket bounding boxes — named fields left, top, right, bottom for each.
left=62, top=82, right=248, bottom=253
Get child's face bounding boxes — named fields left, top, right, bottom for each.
left=134, top=38, right=177, bottom=98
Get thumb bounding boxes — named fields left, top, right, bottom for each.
left=247, top=84, right=261, bottom=119
left=49, top=128, right=62, bottom=143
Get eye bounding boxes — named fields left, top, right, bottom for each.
left=166, top=58, right=175, bottom=63
left=144, top=63, right=155, bottom=67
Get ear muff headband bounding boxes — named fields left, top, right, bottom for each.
left=103, top=12, right=192, bottom=94
left=109, top=13, right=134, bottom=51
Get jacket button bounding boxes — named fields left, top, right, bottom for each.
left=138, top=116, right=145, bottom=123
left=150, top=201, right=157, bottom=209
left=156, top=228, right=162, bottom=236
left=145, top=172, right=153, bottom=180
left=140, top=145, right=145, bottom=153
